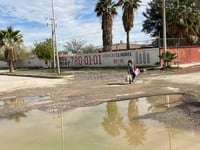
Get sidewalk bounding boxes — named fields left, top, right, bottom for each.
left=177, top=62, right=200, bottom=68
left=0, top=62, right=200, bottom=79
left=0, top=69, right=65, bottom=79
left=174, top=62, right=200, bottom=73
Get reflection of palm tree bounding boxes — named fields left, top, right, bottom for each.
left=3, top=98, right=27, bottom=122
left=127, top=100, right=139, bottom=118
left=102, top=102, right=123, bottom=137
left=124, top=100, right=147, bottom=146
left=8, top=112, right=27, bottom=122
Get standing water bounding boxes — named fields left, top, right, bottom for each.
left=0, top=94, right=199, bottom=150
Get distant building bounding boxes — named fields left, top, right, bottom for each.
left=59, top=51, right=75, bottom=57
left=97, top=41, right=152, bottom=53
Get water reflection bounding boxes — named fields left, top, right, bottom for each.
left=60, top=111, right=65, bottom=150
left=0, top=94, right=200, bottom=150
left=2, top=98, right=27, bottom=122
left=125, top=100, right=147, bottom=146
left=0, top=96, right=51, bottom=122
left=166, top=127, right=182, bottom=150
left=52, top=111, right=65, bottom=150
left=102, top=101, right=148, bottom=146
left=147, top=94, right=183, bottom=113
left=102, top=102, right=123, bottom=137
left=102, top=95, right=183, bottom=147
left=3, top=97, right=25, bottom=108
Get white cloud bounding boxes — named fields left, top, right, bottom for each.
left=0, top=0, right=151, bottom=49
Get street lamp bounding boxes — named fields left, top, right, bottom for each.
left=163, top=0, right=167, bottom=67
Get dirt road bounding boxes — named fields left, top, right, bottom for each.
left=0, top=68, right=200, bottom=130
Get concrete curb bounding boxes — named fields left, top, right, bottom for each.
left=0, top=73, right=65, bottom=79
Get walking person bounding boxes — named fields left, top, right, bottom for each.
left=127, top=59, right=136, bottom=84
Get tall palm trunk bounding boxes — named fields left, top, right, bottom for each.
left=126, top=31, right=130, bottom=50
left=95, top=0, right=117, bottom=53
left=120, top=0, right=141, bottom=50
left=122, top=2, right=134, bottom=50
left=102, top=13, right=113, bottom=52
left=8, top=61, right=14, bottom=73
left=5, top=46, right=16, bottom=73
left=103, top=28, right=112, bottom=52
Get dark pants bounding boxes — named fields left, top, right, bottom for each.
left=130, top=72, right=136, bottom=81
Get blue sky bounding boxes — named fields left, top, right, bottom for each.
left=0, top=0, right=151, bottom=50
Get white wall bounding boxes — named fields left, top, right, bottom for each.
left=60, top=48, right=159, bottom=67
left=0, top=48, right=159, bottom=69
left=16, top=58, right=48, bottom=68
left=0, top=61, right=8, bottom=68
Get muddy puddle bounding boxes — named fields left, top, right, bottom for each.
left=0, top=94, right=200, bottom=150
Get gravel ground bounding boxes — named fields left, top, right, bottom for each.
left=0, top=67, right=200, bottom=130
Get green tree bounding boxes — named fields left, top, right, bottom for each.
left=167, top=0, right=200, bottom=44
left=95, top=0, right=118, bottom=52
left=0, top=48, right=5, bottom=60
left=194, top=0, right=200, bottom=42
left=17, top=45, right=33, bottom=60
left=81, top=44, right=98, bottom=54
left=64, top=39, right=85, bottom=54
left=142, top=0, right=200, bottom=45
left=64, top=39, right=98, bottom=54
left=142, top=0, right=163, bottom=37
left=0, top=26, right=23, bottom=73
left=116, top=0, right=141, bottom=50
left=33, top=38, right=53, bottom=65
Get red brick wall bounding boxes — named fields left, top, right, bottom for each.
left=160, top=46, right=200, bottom=65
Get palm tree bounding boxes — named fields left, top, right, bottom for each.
left=0, top=26, right=23, bottom=73
left=116, top=0, right=141, bottom=50
left=159, top=51, right=177, bottom=67
left=95, top=0, right=118, bottom=52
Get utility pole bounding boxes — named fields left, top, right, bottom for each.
left=163, top=0, right=167, bottom=67
left=47, top=18, right=56, bottom=72
left=51, top=0, right=60, bottom=74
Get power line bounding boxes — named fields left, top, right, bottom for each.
left=61, top=22, right=144, bottom=40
